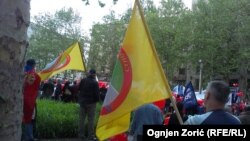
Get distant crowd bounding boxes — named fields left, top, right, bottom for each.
left=38, top=78, right=80, bottom=102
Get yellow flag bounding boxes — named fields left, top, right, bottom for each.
left=38, top=42, right=86, bottom=81
left=96, top=0, right=172, bottom=140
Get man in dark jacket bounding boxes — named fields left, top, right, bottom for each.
left=54, top=79, right=62, bottom=101
left=78, top=69, right=99, bottom=140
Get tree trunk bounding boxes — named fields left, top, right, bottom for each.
left=0, top=0, right=30, bottom=140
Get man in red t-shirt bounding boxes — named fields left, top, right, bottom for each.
left=22, top=59, right=41, bottom=141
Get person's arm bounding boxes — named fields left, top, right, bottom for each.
left=94, top=81, right=100, bottom=102
left=78, top=79, right=85, bottom=91
left=184, top=112, right=211, bottom=125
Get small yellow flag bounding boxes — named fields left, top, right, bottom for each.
left=38, top=42, right=85, bottom=81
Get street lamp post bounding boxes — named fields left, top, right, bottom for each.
left=199, top=59, right=203, bottom=94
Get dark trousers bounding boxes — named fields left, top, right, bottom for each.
left=79, top=103, right=96, bottom=138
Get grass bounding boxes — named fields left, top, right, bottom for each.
left=35, top=99, right=101, bottom=139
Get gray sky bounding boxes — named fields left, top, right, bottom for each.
left=31, top=0, right=192, bottom=33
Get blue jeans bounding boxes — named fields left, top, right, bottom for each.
left=23, top=123, right=34, bottom=141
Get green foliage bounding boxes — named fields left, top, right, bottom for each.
left=28, top=0, right=250, bottom=89
left=36, top=100, right=101, bottom=139
left=145, top=0, right=191, bottom=80
left=143, top=0, right=250, bottom=84
left=28, top=8, right=86, bottom=71
left=87, top=11, right=127, bottom=77
left=190, top=0, right=250, bottom=81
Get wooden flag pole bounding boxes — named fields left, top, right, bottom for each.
left=169, top=96, right=184, bottom=124
left=135, top=0, right=183, bottom=124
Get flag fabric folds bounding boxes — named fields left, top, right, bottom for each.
left=183, top=81, right=198, bottom=110
left=38, top=42, right=85, bottom=81
left=96, top=0, right=172, bottom=140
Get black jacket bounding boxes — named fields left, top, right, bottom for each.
left=78, top=75, right=100, bottom=105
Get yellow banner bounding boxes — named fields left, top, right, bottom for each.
left=38, top=42, right=85, bottom=81
left=96, top=0, right=172, bottom=140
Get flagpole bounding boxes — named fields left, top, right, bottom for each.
left=135, top=0, right=183, bottom=124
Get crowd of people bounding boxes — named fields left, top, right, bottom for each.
left=22, top=59, right=250, bottom=141
left=38, top=78, right=79, bottom=102
left=127, top=81, right=250, bottom=141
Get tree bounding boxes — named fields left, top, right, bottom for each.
left=87, top=11, right=126, bottom=78
left=146, top=0, right=191, bottom=81
left=0, top=1, right=132, bottom=140
left=0, top=0, right=30, bottom=140
left=191, top=0, right=250, bottom=88
left=28, top=8, right=86, bottom=71
left=181, top=0, right=250, bottom=97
